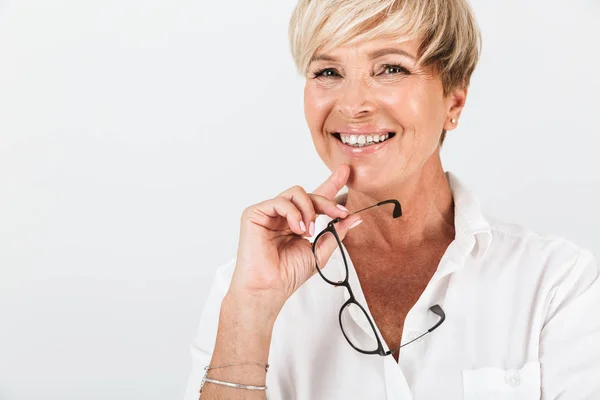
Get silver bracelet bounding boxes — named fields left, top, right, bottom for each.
left=199, top=367, right=267, bottom=393
left=203, top=377, right=267, bottom=391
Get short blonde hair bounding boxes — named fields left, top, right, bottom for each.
left=288, top=0, right=482, bottom=96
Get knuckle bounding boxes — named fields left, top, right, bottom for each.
left=292, top=185, right=308, bottom=198
left=274, top=196, right=289, bottom=207
left=290, top=186, right=312, bottom=206
left=275, top=198, right=294, bottom=215
left=241, top=205, right=251, bottom=216
left=240, top=206, right=253, bottom=222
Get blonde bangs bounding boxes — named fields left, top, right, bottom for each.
left=289, top=0, right=482, bottom=94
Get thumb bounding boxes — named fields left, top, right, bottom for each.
left=312, top=214, right=363, bottom=275
left=312, top=163, right=350, bottom=200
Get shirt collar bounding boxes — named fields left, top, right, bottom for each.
left=446, top=171, right=492, bottom=261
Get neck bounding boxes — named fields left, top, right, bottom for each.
left=339, top=153, right=455, bottom=250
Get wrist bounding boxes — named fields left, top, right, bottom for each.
left=210, top=291, right=279, bottom=374
left=221, top=289, right=283, bottom=328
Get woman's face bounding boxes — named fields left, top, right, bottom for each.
left=304, top=37, right=465, bottom=194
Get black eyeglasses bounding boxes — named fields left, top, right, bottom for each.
left=312, top=199, right=446, bottom=356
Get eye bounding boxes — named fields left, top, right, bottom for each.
left=312, top=68, right=341, bottom=79
left=380, top=64, right=410, bottom=75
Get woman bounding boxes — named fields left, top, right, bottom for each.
left=185, top=0, right=600, bottom=398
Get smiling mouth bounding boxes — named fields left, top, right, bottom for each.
left=332, top=132, right=396, bottom=147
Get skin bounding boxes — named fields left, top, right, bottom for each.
left=202, top=37, right=470, bottom=397
left=304, top=37, right=468, bottom=360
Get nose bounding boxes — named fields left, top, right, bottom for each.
left=335, top=79, right=376, bottom=119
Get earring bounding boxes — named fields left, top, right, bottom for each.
left=451, top=118, right=457, bottom=124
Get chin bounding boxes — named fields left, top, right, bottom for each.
left=347, top=162, right=412, bottom=196
left=347, top=171, right=392, bottom=196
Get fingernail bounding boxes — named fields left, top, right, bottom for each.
left=309, top=221, right=315, bottom=237
left=336, top=204, right=349, bottom=213
left=349, top=219, right=363, bottom=230
left=299, top=220, right=306, bottom=232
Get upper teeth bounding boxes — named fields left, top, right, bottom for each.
left=339, top=133, right=390, bottom=145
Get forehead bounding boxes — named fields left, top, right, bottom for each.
left=311, top=37, right=421, bottom=63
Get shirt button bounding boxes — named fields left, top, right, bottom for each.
left=505, top=371, right=521, bottom=387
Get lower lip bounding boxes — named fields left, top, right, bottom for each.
left=333, top=134, right=393, bottom=156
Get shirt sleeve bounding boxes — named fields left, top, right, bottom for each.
left=183, top=258, right=236, bottom=400
left=540, top=248, right=600, bottom=399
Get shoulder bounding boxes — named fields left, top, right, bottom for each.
left=482, top=214, right=598, bottom=285
left=485, top=213, right=591, bottom=256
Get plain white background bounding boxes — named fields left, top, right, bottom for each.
left=0, top=0, right=598, bottom=398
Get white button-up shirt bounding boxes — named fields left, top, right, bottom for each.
left=184, top=172, right=600, bottom=399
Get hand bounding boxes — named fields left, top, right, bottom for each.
left=228, top=164, right=363, bottom=315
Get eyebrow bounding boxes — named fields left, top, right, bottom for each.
left=368, top=48, right=416, bottom=61
left=309, top=47, right=416, bottom=64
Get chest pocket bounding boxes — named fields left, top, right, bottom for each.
left=462, top=361, right=541, bottom=400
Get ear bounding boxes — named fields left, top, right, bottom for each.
left=443, top=86, right=468, bottom=131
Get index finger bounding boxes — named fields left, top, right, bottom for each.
left=312, top=163, right=350, bottom=200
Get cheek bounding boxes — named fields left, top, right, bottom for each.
left=304, top=84, right=334, bottom=131
left=380, top=83, right=445, bottom=135
left=381, top=84, right=426, bottom=116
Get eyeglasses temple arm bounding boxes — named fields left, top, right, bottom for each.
left=331, top=199, right=402, bottom=224
left=428, top=304, right=446, bottom=332
left=388, top=304, right=445, bottom=355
